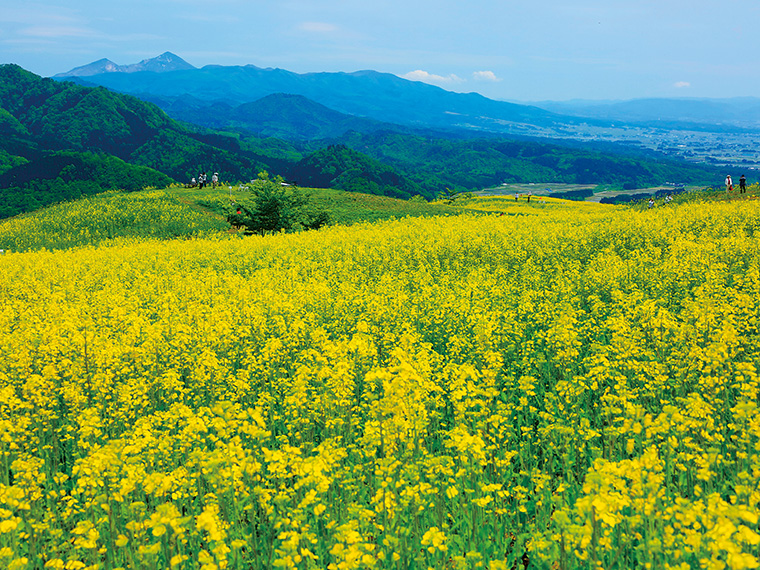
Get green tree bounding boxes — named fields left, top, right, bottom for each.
left=227, top=173, right=329, bottom=235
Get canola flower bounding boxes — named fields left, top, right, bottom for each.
left=0, top=197, right=759, bottom=569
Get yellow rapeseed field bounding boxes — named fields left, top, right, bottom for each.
left=1, top=196, right=759, bottom=569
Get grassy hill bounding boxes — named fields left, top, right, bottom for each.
left=0, top=64, right=292, bottom=218
left=0, top=184, right=460, bottom=252
left=4, top=177, right=746, bottom=254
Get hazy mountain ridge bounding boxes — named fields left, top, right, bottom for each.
left=55, top=62, right=574, bottom=134
left=54, top=52, right=196, bottom=78
left=152, top=92, right=412, bottom=140
left=56, top=54, right=760, bottom=137
left=532, top=97, right=760, bottom=129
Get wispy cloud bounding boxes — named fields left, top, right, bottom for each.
left=180, top=50, right=247, bottom=60
left=165, top=0, right=245, bottom=4
left=15, top=24, right=162, bottom=43
left=402, top=69, right=464, bottom=87
left=299, top=22, right=339, bottom=34
left=179, top=13, right=240, bottom=24
left=673, top=81, right=691, bottom=88
left=19, top=25, right=99, bottom=39
left=0, top=5, right=77, bottom=25
left=473, top=70, right=501, bottom=82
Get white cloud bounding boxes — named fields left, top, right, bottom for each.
left=473, top=70, right=501, bottom=82
left=673, top=81, right=691, bottom=88
left=402, top=70, right=464, bottom=87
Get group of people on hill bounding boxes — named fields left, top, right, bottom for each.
left=189, top=171, right=220, bottom=189
left=648, top=194, right=674, bottom=209
left=647, top=174, right=751, bottom=209
left=725, top=174, right=748, bottom=195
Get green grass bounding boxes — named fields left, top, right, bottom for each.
left=0, top=188, right=230, bottom=253
left=196, top=184, right=461, bottom=225
left=0, top=184, right=463, bottom=252
left=479, top=182, right=600, bottom=195
left=4, top=182, right=754, bottom=254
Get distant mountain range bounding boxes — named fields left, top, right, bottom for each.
left=55, top=53, right=760, bottom=142
left=54, top=52, right=196, bottom=78
left=55, top=54, right=573, bottom=136
left=531, top=97, right=760, bottom=130
left=153, top=92, right=413, bottom=141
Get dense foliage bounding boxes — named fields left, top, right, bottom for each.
left=225, top=173, right=330, bottom=235
left=288, top=145, right=429, bottom=200
left=0, top=152, right=173, bottom=219
left=327, top=132, right=720, bottom=194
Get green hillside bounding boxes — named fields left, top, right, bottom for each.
left=0, top=151, right=173, bottom=218
left=0, top=64, right=726, bottom=222
left=0, top=65, right=287, bottom=218
left=0, top=64, right=270, bottom=179
left=289, top=145, right=429, bottom=199
left=0, top=184, right=460, bottom=252
left=325, top=131, right=721, bottom=192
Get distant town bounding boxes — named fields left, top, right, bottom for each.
left=495, top=121, right=760, bottom=172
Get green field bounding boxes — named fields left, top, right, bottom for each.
left=476, top=183, right=598, bottom=196
left=0, top=184, right=461, bottom=253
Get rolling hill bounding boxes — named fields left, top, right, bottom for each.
left=154, top=92, right=408, bottom=140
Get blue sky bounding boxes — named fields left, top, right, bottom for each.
left=1, top=0, right=758, bottom=102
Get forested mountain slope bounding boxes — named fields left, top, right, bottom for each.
left=0, top=64, right=723, bottom=218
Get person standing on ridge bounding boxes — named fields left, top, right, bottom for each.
left=726, top=174, right=733, bottom=193
left=740, top=174, right=746, bottom=195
